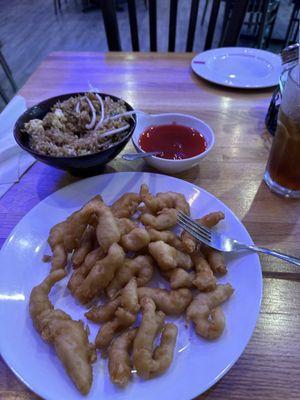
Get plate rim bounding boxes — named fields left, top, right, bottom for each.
left=191, top=46, right=281, bottom=89
left=0, top=171, right=263, bottom=400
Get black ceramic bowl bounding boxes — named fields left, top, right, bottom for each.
left=14, top=92, right=136, bottom=175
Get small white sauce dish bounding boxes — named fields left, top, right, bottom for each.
left=132, top=112, right=215, bottom=174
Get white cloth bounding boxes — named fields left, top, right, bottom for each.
left=0, top=96, right=35, bottom=198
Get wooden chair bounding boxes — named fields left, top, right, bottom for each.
left=53, top=0, right=70, bottom=15
left=0, top=50, right=17, bottom=93
left=100, top=0, right=249, bottom=52
left=218, top=0, right=280, bottom=49
left=239, top=0, right=280, bottom=49
left=284, top=0, right=300, bottom=47
left=201, top=0, right=280, bottom=49
left=0, top=42, right=17, bottom=104
left=0, top=85, right=9, bottom=105
left=53, top=0, right=62, bottom=14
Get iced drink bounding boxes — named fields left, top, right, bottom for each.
left=264, top=65, right=300, bottom=197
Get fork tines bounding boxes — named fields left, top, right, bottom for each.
left=177, top=211, right=211, bottom=246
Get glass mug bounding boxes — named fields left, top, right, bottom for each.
left=264, top=65, right=300, bottom=198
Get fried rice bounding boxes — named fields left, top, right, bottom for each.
left=23, top=93, right=135, bottom=157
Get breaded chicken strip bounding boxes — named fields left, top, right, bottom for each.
left=48, top=195, right=103, bottom=271
left=71, top=225, right=96, bottom=269
left=141, top=208, right=178, bottom=230
left=95, top=278, right=140, bottom=354
left=29, top=270, right=96, bottom=395
left=140, top=184, right=190, bottom=214
left=133, top=297, right=177, bottom=379
left=68, top=247, right=104, bottom=295
left=74, top=243, right=125, bottom=304
left=186, top=283, right=234, bottom=340
left=148, top=241, right=192, bottom=271
left=137, top=287, right=192, bottom=315
left=147, top=228, right=183, bottom=250
left=108, top=328, right=137, bottom=387
left=181, top=211, right=224, bottom=254
left=111, top=193, right=141, bottom=218
left=94, top=202, right=121, bottom=252
left=120, top=227, right=150, bottom=252
left=106, top=255, right=154, bottom=299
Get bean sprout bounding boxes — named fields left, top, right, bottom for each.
left=96, top=138, right=112, bottom=150
left=75, top=101, right=81, bottom=113
left=94, top=93, right=105, bottom=130
left=95, top=123, right=130, bottom=139
left=84, top=96, right=97, bottom=130
left=103, top=110, right=136, bottom=123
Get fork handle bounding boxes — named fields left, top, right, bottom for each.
left=239, top=244, right=300, bottom=267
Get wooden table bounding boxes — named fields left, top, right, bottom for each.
left=1, top=52, right=300, bottom=400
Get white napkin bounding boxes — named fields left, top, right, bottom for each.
left=0, top=95, right=35, bottom=198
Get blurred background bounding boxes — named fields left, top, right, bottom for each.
left=0, top=0, right=298, bottom=110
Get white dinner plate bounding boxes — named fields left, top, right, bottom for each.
left=0, top=172, right=262, bottom=400
left=192, top=47, right=282, bottom=89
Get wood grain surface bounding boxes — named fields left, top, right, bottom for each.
left=1, top=52, right=300, bottom=400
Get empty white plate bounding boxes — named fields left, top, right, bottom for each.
left=192, top=47, right=282, bottom=89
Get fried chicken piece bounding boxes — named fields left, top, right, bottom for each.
left=111, top=193, right=141, bottom=218
left=86, top=277, right=139, bottom=326
left=167, top=268, right=194, bottom=289
left=108, top=328, right=137, bottom=387
left=138, top=204, right=154, bottom=215
left=191, top=252, right=217, bottom=291
left=201, top=211, right=225, bottom=226
left=95, top=202, right=121, bottom=252
left=86, top=275, right=139, bottom=324
left=67, top=247, right=104, bottom=294
left=106, top=255, right=154, bottom=299
left=48, top=195, right=103, bottom=271
left=74, top=243, right=125, bottom=304
left=166, top=262, right=215, bottom=292
left=141, top=208, right=178, bottom=230
left=186, top=283, right=234, bottom=340
left=137, top=287, right=192, bottom=315
left=117, top=218, right=138, bottom=236
left=120, top=227, right=150, bottom=252
left=121, top=276, right=140, bottom=314
left=49, top=243, right=67, bottom=272
left=139, top=183, right=152, bottom=203
left=29, top=271, right=96, bottom=395
left=150, top=323, right=178, bottom=378
left=201, top=247, right=227, bottom=275
left=133, top=297, right=177, bottom=379
left=96, top=307, right=137, bottom=355
left=140, top=184, right=190, bottom=214
left=180, top=211, right=227, bottom=275
left=133, top=297, right=164, bottom=378
left=95, top=278, right=139, bottom=353
left=30, top=271, right=66, bottom=332
left=71, top=225, right=96, bottom=269
left=148, top=241, right=193, bottom=271
left=85, top=296, right=121, bottom=323
left=181, top=211, right=225, bottom=254
left=87, top=254, right=153, bottom=319
left=147, top=228, right=183, bottom=250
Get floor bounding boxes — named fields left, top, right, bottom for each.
left=0, top=0, right=291, bottom=110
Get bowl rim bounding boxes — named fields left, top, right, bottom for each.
left=13, top=92, right=136, bottom=160
left=132, top=112, right=215, bottom=163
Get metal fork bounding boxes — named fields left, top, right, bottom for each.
left=177, top=211, right=300, bottom=267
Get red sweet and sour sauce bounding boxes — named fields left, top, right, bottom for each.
left=139, top=124, right=207, bottom=160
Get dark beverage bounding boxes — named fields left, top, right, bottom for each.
left=264, top=65, right=300, bottom=197
left=267, top=110, right=300, bottom=190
